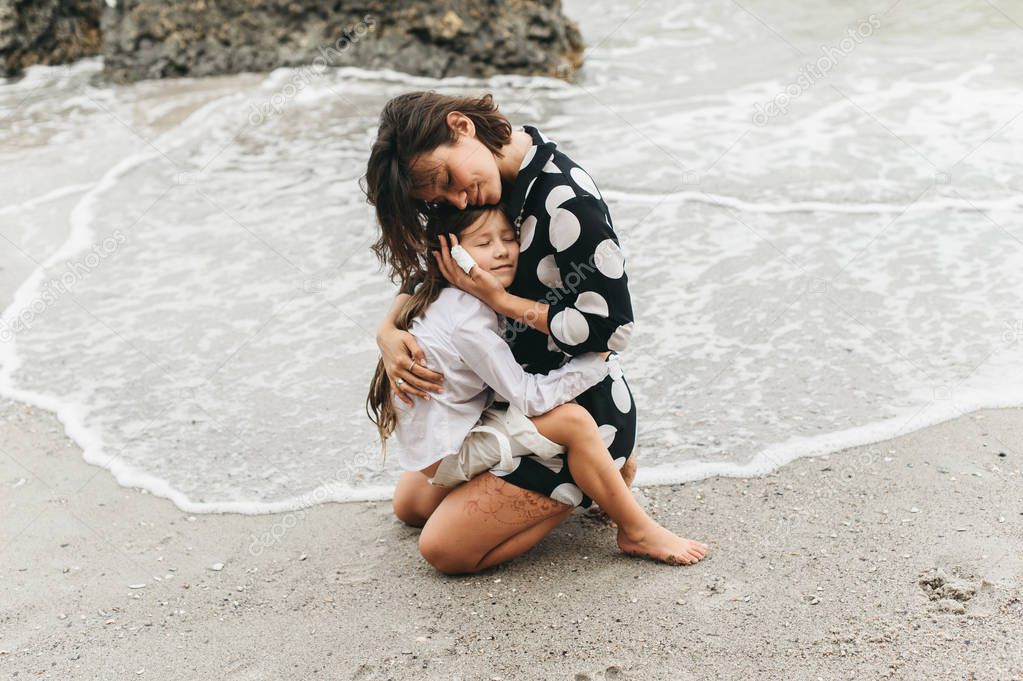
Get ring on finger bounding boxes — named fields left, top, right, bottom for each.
left=395, top=377, right=405, bottom=387
left=408, top=360, right=417, bottom=373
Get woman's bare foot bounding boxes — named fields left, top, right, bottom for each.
left=616, top=522, right=708, bottom=565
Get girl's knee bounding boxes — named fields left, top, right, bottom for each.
left=550, top=403, right=596, bottom=429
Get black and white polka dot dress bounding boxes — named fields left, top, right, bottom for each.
left=492, top=125, right=637, bottom=509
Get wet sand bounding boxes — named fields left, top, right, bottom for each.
left=1, top=398, right=1021, bottom=680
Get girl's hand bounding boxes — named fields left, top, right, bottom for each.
left=376, top=326, right=444, bottom=406
left=434, top=233, right=506, bottom=305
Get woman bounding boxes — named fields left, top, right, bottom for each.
left=365, top=91, right=642, bottom=573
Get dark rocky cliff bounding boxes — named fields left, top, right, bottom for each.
left=1, top=0, right=583, bottom=82
left=0, top=0, right=102, bottom=75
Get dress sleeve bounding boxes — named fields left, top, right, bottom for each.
left=451, top=304, right=615, bottom=417
left=546, top=195, right=635, bottom=355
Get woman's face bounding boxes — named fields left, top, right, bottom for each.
left=410, top=117, right=504, bottom=210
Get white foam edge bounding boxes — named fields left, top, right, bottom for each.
left=257, top=63, right=572, bottom=94
left=0, top=55, right=102, bottom=90
left=4, top=374, right=394, bottom=514
left=0, top=89, right=273, bottom=512
left=0, top=182, right=96, bottom=217
left=635, top=385, right=1023, bottom=488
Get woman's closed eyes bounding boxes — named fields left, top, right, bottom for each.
left=432, top=173, right=456, bottom=204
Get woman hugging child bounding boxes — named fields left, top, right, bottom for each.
left=367, top=203, right=708, bottom=572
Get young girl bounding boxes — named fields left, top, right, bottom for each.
left=367, top=204, right=709, bottom=569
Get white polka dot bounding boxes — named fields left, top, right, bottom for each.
left=570, top=167, right=601, bottom=198
left=550, top=308, right=590, bottom=346
left=593, top=239, right=625, bottom=279
left=574, top=291, right=609, bottom=317
left=490, top=456, right=520, bottom=477
left=612, top=456, right=627, bottom=470
left=550, top=482, right=583, bottom=507
left=607, top=322, right=633, bottom=352
left=536, top=255, right=563, bottom=289
left=544, top=184, right=575, bottom=216
left=519, top=146, right=537, bottom=170
left=611, top=376, right=632, bottom=413
left=606, top=355, right=624, bottom=381
left=597, top=424, right=618, bottom=448
left=547, top=334, right=560, bottom=352
left=519, top=215, right=537, bottom=251
left=548, top=208, right=580, bottom=252
left=542, top=159, right=560, bottom=174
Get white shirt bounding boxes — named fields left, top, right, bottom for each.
left=390, top=287, right=615, bottom=473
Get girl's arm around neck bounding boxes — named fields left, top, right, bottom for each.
left=450, top=303, right=612, bottom=417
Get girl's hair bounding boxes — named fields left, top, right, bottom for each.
left=362, top=91, right=513, bottom=290
left=366, top=204, right=511, bottom=460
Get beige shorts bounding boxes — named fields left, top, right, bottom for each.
left=427, top=403, right=565, bottom=488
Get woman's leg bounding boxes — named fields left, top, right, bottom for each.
left=620, top=455, right=637, bottom=487
left=531, top=404, right=708, bottom=566
left=392, top=470, right=457, bottom=527
left=418, top=472, right=574, bottom=575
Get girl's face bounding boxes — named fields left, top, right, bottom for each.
left=410, top=116, right=504, bottom=210
left=456, top=211, right=519, bottom=288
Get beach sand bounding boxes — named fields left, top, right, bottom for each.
left=1, top=397, right=1020, bottom=680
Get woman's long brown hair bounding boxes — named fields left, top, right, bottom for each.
left=362, top=91, right=513, bottom=291
left=366, top=205, right=504, bottom=461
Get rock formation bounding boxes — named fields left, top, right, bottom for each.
left=0, top=0, right=102, bottom=76
left=1, top=1, right=583, bottom=82
left=100, top=0, right=583, bottom=83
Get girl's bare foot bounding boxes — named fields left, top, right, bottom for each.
left=616, top=523, right=708, bottom=565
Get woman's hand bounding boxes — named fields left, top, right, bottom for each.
left=433, top=233, right=506, bottom=306
left=376, top=326, right=444, bottom=406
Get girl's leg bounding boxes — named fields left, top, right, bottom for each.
left=392, top=470, right=457, bottom=527
left=418, top=472, right=575, bottom=575
left=531, top=404, right=709, bottom=566
left=588, top=452, right=637, bottom=526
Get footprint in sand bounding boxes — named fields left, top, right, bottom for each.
left=918, top=567, right=982, bottom=614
